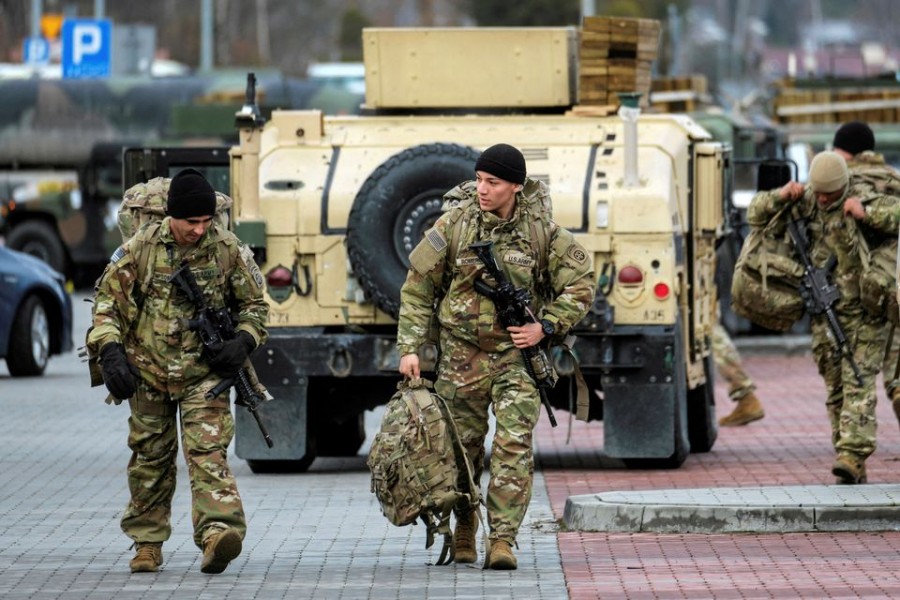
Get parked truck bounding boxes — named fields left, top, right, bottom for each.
left=125, top=25, right=731, bottom=471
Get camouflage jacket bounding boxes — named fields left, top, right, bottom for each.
left=88, top=217, right=268, bottom=392
left=396, top=184, right=595, bottom=356
left=747, top=178, right=899, bottom=315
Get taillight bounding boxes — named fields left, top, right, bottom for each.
left=653, top=282, right=670, bottom=300
left=266, top=266, right=293, bottom=287
left=266, top=265, right=294, bottom=303
left=617, top=265, right=643, bottom=285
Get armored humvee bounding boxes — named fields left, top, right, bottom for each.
left=126, top=26, right=730, bottom=471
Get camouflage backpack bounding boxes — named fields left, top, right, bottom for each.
left=852, top=172, right=900, bottom=325
left=730, top=203, right=807, bottom=331
left=367, top=377, right=487, bottom=565
left=118, top=176, right=233, bottom=242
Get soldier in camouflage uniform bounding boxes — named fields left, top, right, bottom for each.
left=88, top=169, right=268, bottom=573
left=832, top=121, right=900, bottom=429
left=748, top=151, right=899, bottom=484
left=713, top=322, right=764, bottom=426
left=396, top=144, right=594, bottom=569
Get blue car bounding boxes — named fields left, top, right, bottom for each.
left=0, top=245, right=73, bottom=376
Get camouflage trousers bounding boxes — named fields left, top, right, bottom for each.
left=810, top=313, right=888, bottom=459
left=881, top=323, right=900, bottom=397
left=712, top=323, right=756, bottom=401
left=121, top=377, right=246, bottom=549
left=433, top=333, right=541, bottom=546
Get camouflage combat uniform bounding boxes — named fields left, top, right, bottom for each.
left=397, top=180, right=594, bottom=545
left=846, top=152, right=900, bottom=399
left=88, top=218, right=268, bottom=549
left=748, top=179, right=898, bottom=461
left=712, top=322, right=755, bottom=401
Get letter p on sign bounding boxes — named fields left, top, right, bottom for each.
left=62, top=18, right=111, bottom=78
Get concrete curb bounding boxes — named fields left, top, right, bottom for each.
left=563, top=484, right=900, bottom=533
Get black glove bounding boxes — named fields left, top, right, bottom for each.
left=207, top=331, right=255, bottom=378
left=100, top=343, right=138, bottom=400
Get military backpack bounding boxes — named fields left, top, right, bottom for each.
left=852, top=171, right=900, bottom=325
left=730, top=203, right=807, bottom=331
left=367, top=377, right=487, bottom=565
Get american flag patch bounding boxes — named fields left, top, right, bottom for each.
left=425, top=228, right=447, bottom=252
left=110, top=246, right=127, bottom=263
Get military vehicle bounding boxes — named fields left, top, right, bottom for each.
left=125, top=26, right=730, bottom=471
left=0, top=70, right=363, bottom=283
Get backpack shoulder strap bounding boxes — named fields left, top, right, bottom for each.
left=132, top=221, right=164, bottom=310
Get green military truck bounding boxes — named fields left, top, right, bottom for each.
left=0, top=71, right=363, bottom=284
left=126, top=26, right=731, bottom=471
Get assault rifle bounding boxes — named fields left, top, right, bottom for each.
left=469, top=240, right=558, bottom=427
left=169, top=260, right=274, bottom=447
left=786, top=219, right=864, bottom=386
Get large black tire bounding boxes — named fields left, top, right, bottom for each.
left=687, top=352, right=718, bottom=453
left=346, top=143, right=481, bottom=319
left=6, top=220, right=67, bottom=275
left=6, top=295, right=50, bottom=377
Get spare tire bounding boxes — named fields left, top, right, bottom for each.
left=346, top=143, right=480, bottom=318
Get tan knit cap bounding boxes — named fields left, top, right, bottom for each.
left=808, top=151, right=849, bottom=193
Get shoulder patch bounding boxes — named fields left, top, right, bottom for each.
left=425, top=227, right=447, bottom=252
left=110, top=246, right=128, bottom=264
left=239, top=244, right=265, bottom=288
left=566, top=244, right=588, bottom=265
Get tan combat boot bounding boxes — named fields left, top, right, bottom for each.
left=130, top=542, right=163, bottom=573
left=832, top=453, right=867, bottom=485
left=200, top=527, right=242, bottom=574
left=488, top=540, right=517, bottom=570
left=718, top=393, right=765, bottom=426
left=454, top=511, right=478, bottom=564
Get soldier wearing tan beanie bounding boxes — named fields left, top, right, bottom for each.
left=747, top=150, right=900, bottom=485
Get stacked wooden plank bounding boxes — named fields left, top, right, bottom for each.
left=578, top=16, right=661, bottom=108
left=648, top=75, right=708, bottom=113
left=773, top=79, right=900, bottom=124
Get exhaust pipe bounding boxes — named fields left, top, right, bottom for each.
left=617, top=93, right=642, bottom=188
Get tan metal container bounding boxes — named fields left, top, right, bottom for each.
left=363, top=27, right=577, bottom=109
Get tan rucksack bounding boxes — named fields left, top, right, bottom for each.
left=367, top=377, right=486, bottom=565
left=730, top=203, right=806, bottom=331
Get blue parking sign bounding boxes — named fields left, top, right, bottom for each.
left=23, top=36, right=50, bottom=65
left=61, top=19, right=111, bottom=79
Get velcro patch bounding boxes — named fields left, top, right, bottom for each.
left=110, top=246, right=127, bottom=264
left=566, top=244, right=588, bottom=264
left=456, top=256, right=481, bottom=266
left=425, top=228, right=447, bottom=252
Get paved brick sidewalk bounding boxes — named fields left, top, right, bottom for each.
left=535, top=353, right=900, bottom=599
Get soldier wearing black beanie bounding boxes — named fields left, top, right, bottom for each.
left=475, top=143, right=527, bottom=184
left=833, top=121, right=875, bottom=156
left=167, top=168, right=217, bottom=219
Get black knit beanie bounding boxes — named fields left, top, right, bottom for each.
left=475, top=143, right=526, bottom=184
left=167, top=168, right=217, bottom=219
left=833, top=121, right=875, bottom=155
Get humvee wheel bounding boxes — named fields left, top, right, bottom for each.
left=347, top=142, right=481, bottom=318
